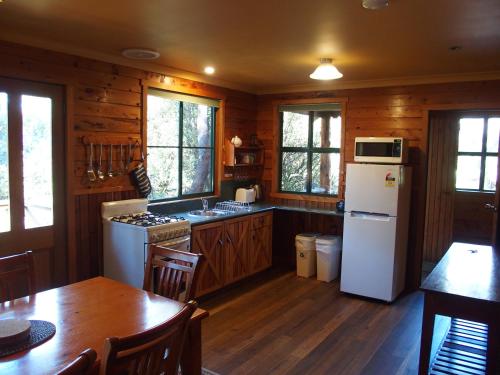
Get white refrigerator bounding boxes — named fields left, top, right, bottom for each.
left=340, top=163, right=411, bottom=302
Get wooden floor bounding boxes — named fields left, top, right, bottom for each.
left=200, top=268, right=423, bottom=375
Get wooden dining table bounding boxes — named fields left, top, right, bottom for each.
left=0, top=276, right=209, bottom=374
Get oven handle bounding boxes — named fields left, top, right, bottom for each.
left=155, top=235, right=190, bottom=248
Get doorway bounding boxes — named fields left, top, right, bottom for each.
left=422, top=110, right=500, bottom=279
left=0, top=77, right=66, bottom=290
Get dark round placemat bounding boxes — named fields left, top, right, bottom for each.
left=0, top=320, right=56, bottom=358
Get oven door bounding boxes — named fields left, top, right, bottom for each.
left=143, top=235, right=191, bottom=269
left=155, top=235, right=191, bottom=252
left=145, top=235, right=191, bottom=298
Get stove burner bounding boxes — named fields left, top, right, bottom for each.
left=110, top=212, right=186, bottom=227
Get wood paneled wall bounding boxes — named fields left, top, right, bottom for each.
left=0, top=40, right=257, bottom=283
left=2, top=38, right=500, bottom=290
left=257, top=80, right=500, bottom=288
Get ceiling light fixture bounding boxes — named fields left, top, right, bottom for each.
left=309, top=58, right=343, bottom=80
left=204, top=66, right=215, bottom=75
left=121, top=48, right=160, bottom=60
left=362, top=0, right=389, bottom=10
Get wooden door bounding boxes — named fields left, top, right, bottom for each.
left=224, top=216, right=251, bottom=285
left=249, top=212, right=273, bottom=274
left=423, top=112, right=458, bottom=263
left=491, top=133, right=500, bottom=246
left=0, top=77, right=66, bottom=290
left=191, top=221, right=224, bottom=297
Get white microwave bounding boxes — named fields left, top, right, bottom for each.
left=354, top=137, right=408, bottom=164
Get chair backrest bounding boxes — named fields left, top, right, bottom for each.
left=101, top=300, right=197, bottom=375
left=57, top=348, right=98, bottom=375
left=0, top=250, right=36, bottom=303
left=143, top=245, right=203, bottom=302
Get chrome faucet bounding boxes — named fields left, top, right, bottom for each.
left=201, top=198, right=209, bottom=211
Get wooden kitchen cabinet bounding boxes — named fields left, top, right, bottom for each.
left=191, top=221, right=225, bottom=297
left=224, top=216, right=251, bottom=285
left=191, top=211, right=273, bottom=297
left=249, top=211, right=273, bottom=274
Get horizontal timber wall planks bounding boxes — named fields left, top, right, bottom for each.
left=257, top=79, right=500, bottom=289
left=0, top=40, right=257, bottom=282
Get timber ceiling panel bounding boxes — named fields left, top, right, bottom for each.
left=0, top=0, right=499, bottom=93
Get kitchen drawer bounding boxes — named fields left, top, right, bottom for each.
left=251, top=211, right=273, bottom=229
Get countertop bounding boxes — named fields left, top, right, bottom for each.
left=420, top=242, right=500, bottom=303
left=173, top=202, right=344, bottom=226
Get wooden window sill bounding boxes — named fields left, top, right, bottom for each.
left=269, top=192, right=341, bottom=203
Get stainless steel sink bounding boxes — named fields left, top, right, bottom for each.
left=188, top=209, right=227, bottom=217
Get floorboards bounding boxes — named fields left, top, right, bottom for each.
left=200, top=268, right=424, bottom=375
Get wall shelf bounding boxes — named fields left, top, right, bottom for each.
left=223, top=139, right=264, bottom=180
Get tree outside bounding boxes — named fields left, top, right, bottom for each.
left=147, top=95, right=214, bottom=201
left=281, top=110, right=340, bottom=195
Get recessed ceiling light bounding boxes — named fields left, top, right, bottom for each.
left=204, top=66, right=215, bottom=75
left=121, top=48, right=160, bottom=60
left=362, top=0, right=389, bottom=10
left=310, top=58, right=343, bottom=80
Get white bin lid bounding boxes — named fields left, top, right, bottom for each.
left=296, top=233, right=321, bottom=244
left=316, top=235, right=341, bottom=245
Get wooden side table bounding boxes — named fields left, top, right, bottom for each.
left=419, top=242, right=500, bottom=374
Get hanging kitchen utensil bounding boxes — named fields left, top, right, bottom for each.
left=87, top=143, right=97, bottom=182
left=130, top=146, right=152, bottom=198
left=97, top=143, right=105, bottom=181
left=108, top=144, right=115, bottom=177
left=118, top=144, right=125, bottom=175
left=126, top=142, right=132, bottom=170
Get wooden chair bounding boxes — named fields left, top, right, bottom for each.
left=101, top=300, right=197, bottom=375
left=57, top=348, right=98, bottom=375
left=143, top=245, right=203, bottom=302
left=0, top=250, right=36, bottom=303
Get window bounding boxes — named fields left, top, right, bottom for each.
left=456, top=116, right=500, bottom=191
left=0, top=92, right=55, bottom=233
left=279, top=103, right=342, bottom=196
left=147, top=89, right=219, bottom=201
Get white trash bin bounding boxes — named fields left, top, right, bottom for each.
left=295, top=233, right=320, bottom=278
left=316, top=235, right=342, bottom=282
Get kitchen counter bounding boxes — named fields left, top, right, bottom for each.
left=171, top=202, right=344, bottom=226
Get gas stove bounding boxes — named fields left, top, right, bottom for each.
left=110, top=212, right=186, bottom=227
left=101, top=198, right=192, bottom=289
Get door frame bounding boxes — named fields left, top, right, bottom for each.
left=0, top=76, right=68, bottom=287
left=420, top=102, right=500, bottom=284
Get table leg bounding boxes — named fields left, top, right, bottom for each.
left=418, top=293, right=435, bottom=375
left=181, top=320, right=202, bottom=375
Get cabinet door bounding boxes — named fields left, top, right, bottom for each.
left=250, top=212, right=273, bottom=274
left=224, top=216, right=251, bottom=285
left=191, top=222, right=224, bottom=297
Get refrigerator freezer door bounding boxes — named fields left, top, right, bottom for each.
left=340, top=212, right=397, bottom=301
left=344, top=163, right=402, bottom=216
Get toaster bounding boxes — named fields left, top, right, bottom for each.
left=235, top=188, right=255, bottom=203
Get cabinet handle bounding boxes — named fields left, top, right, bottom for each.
left=226, top=236, right=232, bottom=244
left=218, top=239, right=223, bottom=246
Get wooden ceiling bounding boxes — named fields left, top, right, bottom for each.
left=1, top=0, right=500, bottom=93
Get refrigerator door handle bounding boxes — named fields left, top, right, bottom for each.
left=350, top=211, right=391, bottom=221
